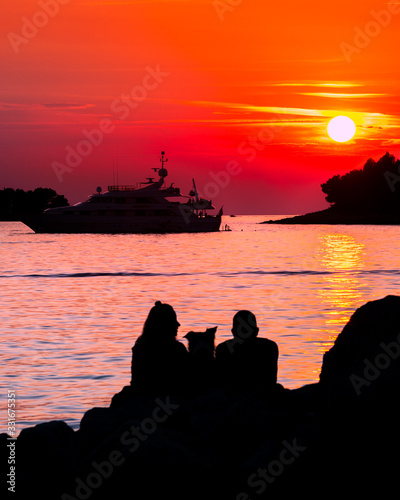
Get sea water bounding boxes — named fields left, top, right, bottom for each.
left=1, top=216, right=399, bottom=433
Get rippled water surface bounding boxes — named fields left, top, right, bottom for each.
left=1, top=217, right=399, bottom=433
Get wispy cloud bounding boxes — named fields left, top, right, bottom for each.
left=268, top=82, right=363, bottom=88
left=151, top=98, right=400, bottom=148
left=0, top=102, right=94, bottom=111
left=40, top=103, right=95, bottom=110
left=381, top=139, right=400, bottom=145
left=175, top=98, right=393, bottom=121
left=171, top=99, right=325, bottom=117
left=299, top=93, right=387, bottom=98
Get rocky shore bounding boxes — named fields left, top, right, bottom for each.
left=3, top=295, right=400, bottom=499
left=262, top=208, right=400, bottom=225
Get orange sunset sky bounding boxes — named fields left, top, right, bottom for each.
left=1, top=0, right=400, bottom=214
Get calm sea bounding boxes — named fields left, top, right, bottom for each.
left=1, top=216, right=399, bottom=434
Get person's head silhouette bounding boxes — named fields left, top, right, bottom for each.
left=142, top=301, right=180, bottom=340
left=232, top=310, right=259, bottom=341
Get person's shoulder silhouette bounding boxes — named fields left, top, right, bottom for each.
left=215, top=310, right=278, bottom=394
left=130, top=301, right=189, bottom=396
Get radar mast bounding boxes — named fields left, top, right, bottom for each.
left=158, top=150, right=168, bottom=178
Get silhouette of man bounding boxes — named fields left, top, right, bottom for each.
left=215, top=310, right=278, bottom=394
left=130, top=301, right=189, bottom=396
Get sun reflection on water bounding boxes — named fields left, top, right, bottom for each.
left=317, top=233, right=366, bottom=348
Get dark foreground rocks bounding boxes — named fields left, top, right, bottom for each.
left=3, top=295, right=400, bottom=499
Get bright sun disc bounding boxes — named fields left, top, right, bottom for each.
left=327, top=116, right=356, bottom=143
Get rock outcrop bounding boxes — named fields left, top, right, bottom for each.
left=320, top=294, right=400, bottom=407
left=262, top=208, right=400, bottom=225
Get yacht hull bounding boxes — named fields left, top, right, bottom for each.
left=22, top=214, right=222, bottom=234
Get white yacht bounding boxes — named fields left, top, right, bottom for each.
left=22, top=152, right=222, bottom=234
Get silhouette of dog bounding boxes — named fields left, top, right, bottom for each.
left=185, top=327, right=217, bottom=358
left=184, top=327, right=217, bottom=393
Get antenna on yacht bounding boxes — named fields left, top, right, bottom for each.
left=157, top=151, right=168, bottom=178
left=192, top=179, right=199, bottom=203
left=160, top=151, right=168, bottom=168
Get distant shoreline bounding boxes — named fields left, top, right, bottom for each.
left=3, top=211, right=400, bottom=225
left=261, top=208, right=400, bottom=225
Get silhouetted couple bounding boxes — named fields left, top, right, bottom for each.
left=130, top=301, right=279, bottom=398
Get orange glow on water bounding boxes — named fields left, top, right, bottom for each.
left=4, top=218, right=400, bottom=434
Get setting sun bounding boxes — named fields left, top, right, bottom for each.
left=327, top=116, right=357, bottom=143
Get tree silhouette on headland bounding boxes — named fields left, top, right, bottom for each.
left=0, top=187, right=69, bottom=219
left=263, top=152, right=400, bottom=224
left=321, top=152, right=400, bottom=214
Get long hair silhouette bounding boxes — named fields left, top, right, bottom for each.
left=141, top=301, right=181, bottom=340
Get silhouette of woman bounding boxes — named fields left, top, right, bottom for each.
left=130, top=301, right=189, bottom=396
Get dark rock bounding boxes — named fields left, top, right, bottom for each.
left=109, top=384, right=137, bottom=408
left=15, top=420, right=78, bottom=499
left=316, top=295, right=400, bottom=496
left=319, top=294, right=400, bottom=411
